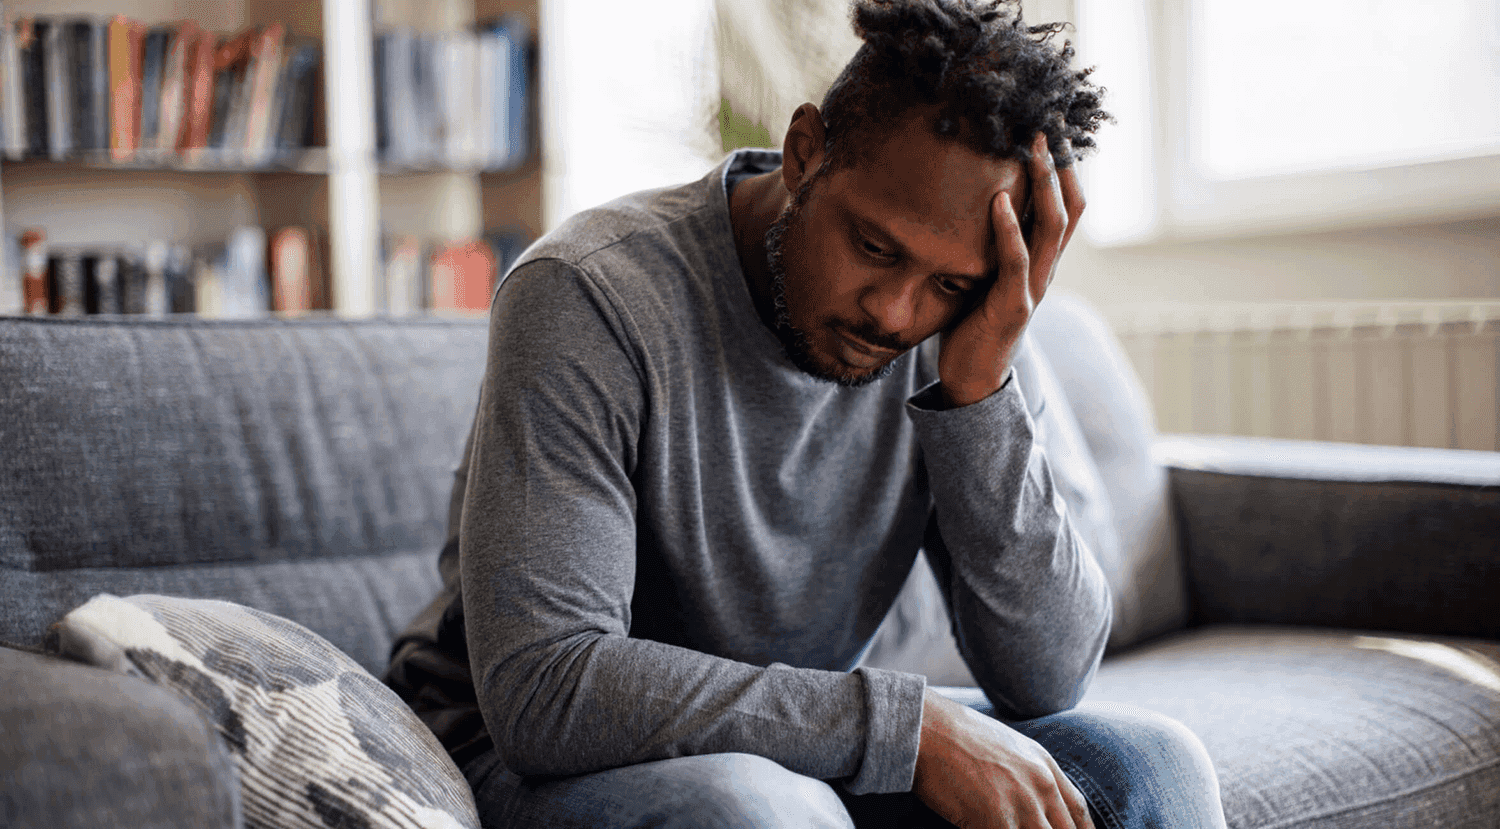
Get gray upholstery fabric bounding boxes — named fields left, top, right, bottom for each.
left=0, top=317, right=488, bottom=674
left=11, top=550, right=443, bottom=680
left=1086, top=626, right=1500, bottom=829
left=1030, top=291, right=1186, bottom=652
left=0, top=644, right=242, bottom=829
left=1158, top=435, right=1500, bottom=641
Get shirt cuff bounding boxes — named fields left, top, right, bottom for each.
left=906, top=367, right=1015, bottom=413
left=846, top=666, right=926, bottom=795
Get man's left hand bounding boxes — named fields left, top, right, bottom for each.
left=936, top=131, right=1086, bottom=408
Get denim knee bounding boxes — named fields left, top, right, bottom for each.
left=683, top=753, right=853, bottom=829
left=1017, top=702, right=1227, bottom=829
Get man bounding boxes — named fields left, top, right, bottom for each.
left=387, top=1, right=1228, bottom=826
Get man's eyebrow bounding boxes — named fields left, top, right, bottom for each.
left=841, top=206, right=990, bottom=283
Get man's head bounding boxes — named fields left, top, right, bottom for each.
left=761, top=0, right=1107, bottom=387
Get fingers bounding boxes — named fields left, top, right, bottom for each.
left=1025, top=131, right=1070, bottom=300
left=1050, top=763, right=1095, bottom=829
left=1057, top=160, right=1086, bottom=252
left=984, top=191, right=1032, bottom=325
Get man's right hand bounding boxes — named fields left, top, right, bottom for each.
left=913, top=688, right=1094, bottom=829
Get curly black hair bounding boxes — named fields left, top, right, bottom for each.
left=818, top=0, right=1109, bottom=170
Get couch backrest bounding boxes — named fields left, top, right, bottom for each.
left=1029, top=292, right=1188, bottom=652
left=0, top=316, right=488, bottom=675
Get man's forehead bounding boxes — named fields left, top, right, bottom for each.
left=830, top=131, right=1028, bottom=233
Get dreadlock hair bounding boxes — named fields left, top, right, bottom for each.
left=818, top=0, right=1110, bottom=172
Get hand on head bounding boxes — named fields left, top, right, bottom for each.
left=936, top=131, right=1086, bottom=408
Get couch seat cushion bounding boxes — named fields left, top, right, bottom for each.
left=1086, top=625, right=1500, bottom=829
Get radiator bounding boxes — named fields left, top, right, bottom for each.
left=1102, top=302, right=1500, bottom=451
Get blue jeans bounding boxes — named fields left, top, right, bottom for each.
left=461, top=699, right=1229, bottom=828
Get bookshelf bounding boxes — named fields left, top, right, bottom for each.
left=0, top=0, right=541, bottom=318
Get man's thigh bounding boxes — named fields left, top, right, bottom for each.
left=463, top=749, right=853, bottom=829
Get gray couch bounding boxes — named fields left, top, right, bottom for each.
left=2, top=298, right=1496, bottom=828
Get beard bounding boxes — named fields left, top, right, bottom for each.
left=762, top=174, right=902, bottom=388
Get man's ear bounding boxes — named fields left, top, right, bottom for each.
left=780, top=103, right=826, bottom=193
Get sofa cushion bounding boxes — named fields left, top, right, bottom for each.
left=1085, top=625, right=1500, bottom=829
left=0, top=317, right=487, bottom=674
left=52, top=593, right=480, bottom=829
left=1029, top=291, right=1186, bottom=653
left=0, top=644, right=242, bottom=829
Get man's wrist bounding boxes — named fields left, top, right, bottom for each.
left=936, top=367, right=1014, bottom=410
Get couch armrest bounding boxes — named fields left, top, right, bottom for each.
left=0, top=645, right=243, bottom=829
left=1154, top=434, right=1500, bottom=640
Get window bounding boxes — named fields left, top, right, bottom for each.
left=1077, top=0, right=1500, bottom=245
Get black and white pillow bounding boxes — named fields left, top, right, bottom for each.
left=52, top=593, right=480, bottom=829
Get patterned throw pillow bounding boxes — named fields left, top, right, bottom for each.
left=51, top=593, right=480, bottom=829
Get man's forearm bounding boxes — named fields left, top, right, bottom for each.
left=908, top=377, right=1111, bottom=719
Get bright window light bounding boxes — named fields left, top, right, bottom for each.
left=1190, top=0, right=1500, bottom=180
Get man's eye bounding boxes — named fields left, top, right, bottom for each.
left=858, top=237, right=891, bottom=260
left=935, top=278, right=965, bottom=296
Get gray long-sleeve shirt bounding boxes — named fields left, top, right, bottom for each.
left=384, top=149, right=1111, bottom=795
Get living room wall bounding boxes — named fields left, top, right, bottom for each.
left=1029, top=0, right=1500, bottom=306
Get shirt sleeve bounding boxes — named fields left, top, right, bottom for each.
left=905, top=358, right=1112, bottom=721
left=460, top=257, right=925, bottom=793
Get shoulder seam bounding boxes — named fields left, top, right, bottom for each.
left=504, top=255, right=652, bottom=394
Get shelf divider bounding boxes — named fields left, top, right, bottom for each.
left=323, top=0, right=380, bottom=317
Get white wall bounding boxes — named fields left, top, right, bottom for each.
left=1061, top=215, right=1500, bottom=306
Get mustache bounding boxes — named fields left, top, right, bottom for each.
left=835, top=320, right=913, bottom=353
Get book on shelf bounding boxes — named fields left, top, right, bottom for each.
left=0, top=9, right=23, bottom=159
left=84, top=253, right=120, bottom=314
left=241, top=23, right=284, bottom=160
left=205, top=26, right=252, bottom=154
left=491, top=15, right=530, bottom=172
left=68, top=17, right=108, bottom=153
left=108, top=15, right=145, bottom=161
left=373, top=16, right=530, bottom=171
left=47, top=251, right=84, bottom=316
left=429, top=239, right=496, bottom=314
left=137, top=25, right=167, bottom=150
left=381, top=234, right=423, bottom=316
left=15, top=17, right=43, bottom=158
left=272, top=40, right=319, bottom=152
left=484, top=227, right=533, bottom=282
left=39, top=19, right=68, bottom=159
left=268, top=225, right=311, bottom=315
left=178, top=23, right=217, bottom=153
left=0, top=14, right=321, bottom=165
left=19, top=229, right=45, bottom=315
left=153, top=21, right=192, bottom=153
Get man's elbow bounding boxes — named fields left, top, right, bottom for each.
left=983, top=617, right=1108, bottom=720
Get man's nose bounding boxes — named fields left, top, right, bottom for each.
left=857, top=272, right=919, bottom=338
